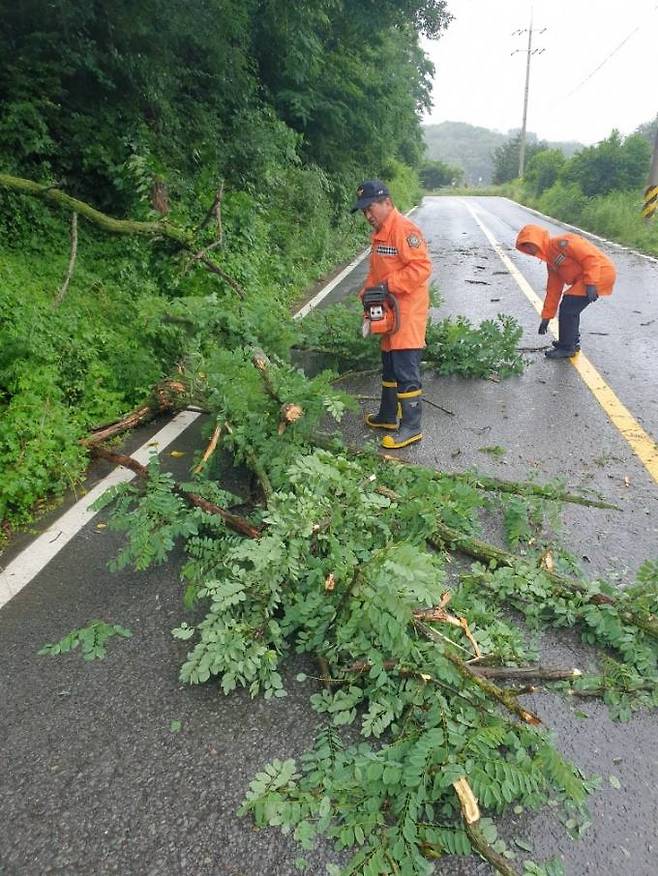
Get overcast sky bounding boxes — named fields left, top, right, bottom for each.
left=422, top=0, right=657, bottom=145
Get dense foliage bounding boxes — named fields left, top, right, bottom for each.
left=492, top=134, right=550, bottom=186
left=0, top=0, right=450, bottom=207
left=0, top=0, right=453, bottom=527
left=418, top=159, right=464, bottom=189
left=530, top=130, right=651, bottom=199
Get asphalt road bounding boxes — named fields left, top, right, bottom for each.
left=1, top=196, right=657, bottom=875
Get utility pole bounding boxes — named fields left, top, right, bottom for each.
left=512, top=15, right=546, bottom=179
left=641, top=121, right=658, bottom=221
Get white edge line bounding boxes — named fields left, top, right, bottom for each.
left=292, top=205, right=420, bottom=320
left=292, top=247, right=370, bottom=320
left=0, top=409, right=202, bottom=611
left=500, top=196, right=658, bottom=266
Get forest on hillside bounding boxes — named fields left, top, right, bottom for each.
left=422, top=121, right=583, bottom=184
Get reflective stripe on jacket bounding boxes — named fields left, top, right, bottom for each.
left=362, top=209, right=432, bottom=350
left=515, top=224, right=616, bottom=320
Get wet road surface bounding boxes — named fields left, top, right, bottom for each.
left=1, top=196, right=657, bottom=875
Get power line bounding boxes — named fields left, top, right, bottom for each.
left=563, top=3, right=658, bottom=100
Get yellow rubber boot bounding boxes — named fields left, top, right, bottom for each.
left=365, top=381, right=399, bottom=430
left=381, top=390, right=422, bottom=448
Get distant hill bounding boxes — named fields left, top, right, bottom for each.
left=422, top=121, right=583, bottom=184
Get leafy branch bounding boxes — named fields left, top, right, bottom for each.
left=38, top=621, right=132, bottom=661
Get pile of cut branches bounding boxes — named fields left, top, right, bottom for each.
left=296, top=297, right=525, bottom=379
left=92, top=347, right=658, bottom=876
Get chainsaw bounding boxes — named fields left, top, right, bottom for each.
left=361, top=285, right=400, bottom=337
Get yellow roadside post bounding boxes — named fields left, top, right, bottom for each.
left=641, top=124, right=658, bottom=220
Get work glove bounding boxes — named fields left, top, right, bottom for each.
left=538, top=319, right=549, bottom=335
left=585, top=285, right=599, bottom=303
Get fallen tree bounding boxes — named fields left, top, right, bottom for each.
left=86, top=345, right=657, bottom=876
left=0, top=173, right=246, bottom=297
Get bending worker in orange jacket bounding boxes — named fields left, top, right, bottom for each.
left=351, top=180, right=432, bottom=448
left=515, top=224, right=616, bottom=358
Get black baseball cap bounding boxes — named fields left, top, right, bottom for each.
left=350, top=179, right=390, bottom=212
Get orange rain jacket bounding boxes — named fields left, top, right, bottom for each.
left=515, top=224, right=616, bottom=320
left=361, top=208, right=432, bottom=351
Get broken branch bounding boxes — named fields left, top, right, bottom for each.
left=89, top=444, right=261, bottom=539
left=193, top=423, right=222, bottom=474
left=53, top=211, right=78, bottom=307
left=82, top=379, right=189, bottom=445
left=429, top=519, right=658, bottom=641
left=0, top=172, right=244, bottom=296
left=415, top=620, right=542, bottom=726
left=469, top=666, right=582, bottom=681
left=310, top=433, right=619, bottom=510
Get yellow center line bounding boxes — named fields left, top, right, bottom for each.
left=462, top=200, right=658, bottom=486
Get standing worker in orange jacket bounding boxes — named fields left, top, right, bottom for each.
left=351, top=180, right=432, bottom=448
left=515, top=224, right=616, bottom=358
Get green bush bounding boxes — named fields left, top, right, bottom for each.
left=562, top=131, right=651, bottom=197
left=536, top=182, right=588, bottom=226
left=525, top=149, right=566, bottom=196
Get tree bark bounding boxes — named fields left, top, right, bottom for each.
left=469, top=666, right=582, bottom=681
left=82, top=379, right=189, bottom=445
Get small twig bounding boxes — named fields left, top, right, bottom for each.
left=414, top=596, right=482, bottom=658
left=310, top=432, right=619, bottom=510
left=193, top=423, right=222, bottom=474
left=422, top=397, right=455, bottom=416
left=316, top=656, right=334, bottom=691
left=452, top=776, right=521, bottom=875
left=330, top=368, right=380, bottom=383
left=415, top=620, right=542, bottom=726
left=568, top=681, right=656, bottom=698
left=54, top=211, right=78, bottom=307
left=197, top=182, right=224, bottom=238
left=517, top=345, right=550, bottom=353
left=186, top=238, right=224, bottom=268
left=464, top=821, right=520, bottom=876
left=196, top=253, right=245, bottom=298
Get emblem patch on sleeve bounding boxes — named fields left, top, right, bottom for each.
left=407, top=234, right=422, bottom=248
left=558, top=239, right=568, bottom=249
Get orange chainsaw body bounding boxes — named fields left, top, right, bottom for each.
left=363, top=286, right=400, bottom=336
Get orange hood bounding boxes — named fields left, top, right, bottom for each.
left=515, top=224, right=550, bottom=260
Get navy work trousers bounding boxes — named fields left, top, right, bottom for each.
left=558, top=294, right=591, bottom=350
left=381, top=349, right=422, bottom=392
